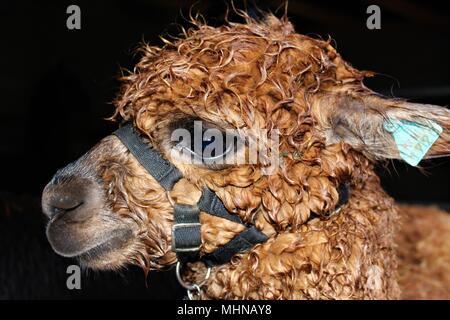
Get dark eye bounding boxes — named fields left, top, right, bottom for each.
left=169, top=118, right=242, bottom=166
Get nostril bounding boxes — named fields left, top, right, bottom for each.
left=52, top=194, right=83, bottom=211
left=42, top=185, right=86, bottom=220
left=42, top=177, right=102, bottom=223
left=48, top=200, right=84, bottom=219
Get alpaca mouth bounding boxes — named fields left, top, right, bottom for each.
left=46, top=218, right=133, bottom=260
left=75, top=229, right=133, bottom=263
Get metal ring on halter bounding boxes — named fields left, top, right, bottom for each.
left=187, top=284, right=202, bottom=300
left=176, top=261, right=211, bottom=291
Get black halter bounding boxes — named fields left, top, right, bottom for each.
left=113, top=123, right=268, bottom=267
left=113, top=123, right=349, bottom=267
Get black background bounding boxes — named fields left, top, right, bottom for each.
left=0, top=0, right=449, bottom=299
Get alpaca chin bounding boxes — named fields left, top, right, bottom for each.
left=76, top=230, right=135, bottom=270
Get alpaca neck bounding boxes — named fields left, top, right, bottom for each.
left=185, top=173, right=400, bottom=299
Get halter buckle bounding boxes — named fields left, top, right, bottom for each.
left=172, top=222, right=202, bottom=252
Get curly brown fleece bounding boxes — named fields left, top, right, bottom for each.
left=90, top=13, right=450, bottom=299
left=396, top=205, right=450, bottom=299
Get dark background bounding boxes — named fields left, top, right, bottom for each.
left=0, top=0, right=449, bottom=299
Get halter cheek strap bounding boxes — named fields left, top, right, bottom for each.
left=113, top=123, right=268, bottom=267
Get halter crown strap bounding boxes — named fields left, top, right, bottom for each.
left=201, top=226, right=268, bottom=267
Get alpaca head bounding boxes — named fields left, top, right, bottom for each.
left=42, top=15, right=450, bottom=271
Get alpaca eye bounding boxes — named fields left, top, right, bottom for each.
left=177, top=128, right=239, bottom=164
left=198, top=129, right=239, bottom=163
left=170, top=119, right=242, bottom=167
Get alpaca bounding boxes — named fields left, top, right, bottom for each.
left=41, top=14, right=450, bottom=299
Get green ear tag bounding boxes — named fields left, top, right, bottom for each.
left=383, top=119, right=443, bottom=166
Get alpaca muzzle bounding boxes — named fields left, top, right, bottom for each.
left=42, top=153, right=134, bottom=262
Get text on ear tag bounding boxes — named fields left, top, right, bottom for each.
left=383, top=119, right=442, bottom=166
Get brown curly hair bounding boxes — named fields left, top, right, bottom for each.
left=43, top=11, right=450, bottom=299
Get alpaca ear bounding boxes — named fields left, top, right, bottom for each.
left=316, top=93, right=450, bottom=166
